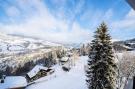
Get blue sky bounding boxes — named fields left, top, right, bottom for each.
left=0, top=0, right=135, bottom=43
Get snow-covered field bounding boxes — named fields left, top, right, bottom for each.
left=26, top=56, right=88, bottom=89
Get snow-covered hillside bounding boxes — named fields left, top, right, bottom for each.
left=0, top=33, right=62, bottom=54
left=26, top=56, right=88, bottom=89
left=0, top=32, right=64, bottom=71
left=113, top=38, right=135, bottom=51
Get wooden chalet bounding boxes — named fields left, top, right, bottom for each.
left=26, top=65, right=54, bottom=82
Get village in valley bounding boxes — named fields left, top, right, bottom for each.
left=0, top=33, right=135, bottom=89
left=0, top=0, right=135, bottom=89
left=0, top=41, right=90, bottom=89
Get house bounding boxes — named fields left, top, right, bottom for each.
left=26, top=65, right=54, bottom=82
left=59, top=57, right=69, bottom=62
left=0, top=76, right=27, bottom=89
left=61, top=56, right=73, bottom=72
left=66, top=52, right=73, bottom=57
left=62, top=64, right=71, bottom=72
left=59, top=57, right=70, bottom=65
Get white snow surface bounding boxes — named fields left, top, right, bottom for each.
left=0, top=76, right=27, bottom=89
left=26, top=56, right=88, bottom=89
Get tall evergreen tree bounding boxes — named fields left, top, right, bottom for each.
left=86, top=22, right=118, bottom=89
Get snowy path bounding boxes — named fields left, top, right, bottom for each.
left=26, top=56, right=88, bottom=89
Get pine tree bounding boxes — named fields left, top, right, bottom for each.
left=86, top=22, right=118, bottom=89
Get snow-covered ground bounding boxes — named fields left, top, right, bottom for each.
left=26, top=56, right=88, bottom=89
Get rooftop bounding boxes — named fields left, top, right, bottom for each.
left=0, top=76, right=27, bottom=89
left=27, top=65, right=48, bottom=78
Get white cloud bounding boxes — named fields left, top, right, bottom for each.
left=111, top=9, right=135, bottom=30
left=0, top=19, right=92, bottom=43
left=49, top=0, right=67, bottom=6
left=103, top=9, right=113, bottom=21
left=80, top=8, right=114, bottom=30
left=0, top=0, right=91, bottom=43
left=126, top=9, right=135, bottom=19
left=6, top=6, right=20, bottom=17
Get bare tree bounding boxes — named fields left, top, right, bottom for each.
left=71, top=49, right=79, bottom=66
left=117, top=51, right=135, bottom=88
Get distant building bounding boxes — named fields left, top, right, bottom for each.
left=0, top=76, right=27, bottom=89
left=59, top=57, right=69, bottom=62
left=66, top=52, right=73, bottom=57
left=59, top=57, right=70, bottom=65
left=62, top=64, right=71, bottom=72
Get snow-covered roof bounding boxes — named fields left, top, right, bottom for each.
left=0, top=76, right=27, bottom=89
left=27, top=65, right=48, bottom=78
left=60, top=57, right=69, bottom=62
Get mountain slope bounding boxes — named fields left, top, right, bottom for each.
left=0, top=32, right=64, bottom=71
left=0, top=33, right=62, bottom=54
left=113, top=38, right=135, bottom=51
